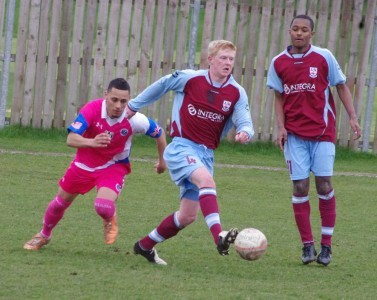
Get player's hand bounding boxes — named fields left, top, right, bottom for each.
left=92, top=133, right=111, bottom=147
left=350, top=118, right=362, bottom=140
left=276, top=129, right=287, bottom=151
left=235, top=131, right=250, bottom=144
left=125, top=105, right=136, bottom=119
left=154, top=160, right=167, bottom=174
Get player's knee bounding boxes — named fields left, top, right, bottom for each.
left=178, top=213, right=197, bottom=226
left=197, top=178, right=216, bottom=189
left=293, top=180, right=309, bottom=195
left=316, top=183, right=333, bottom=195
left=191, top=169, right=215, bottom=188
left=315, top=177, right=332, bottom=194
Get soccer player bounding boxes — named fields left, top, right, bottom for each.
left=266, top=15, right=361, bottom=266
left=24, top=78, right=167, bottom=250
left=126, top=40, right=254, bottom=265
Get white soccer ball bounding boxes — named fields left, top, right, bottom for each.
left=234, top=228, right=268, bottom=261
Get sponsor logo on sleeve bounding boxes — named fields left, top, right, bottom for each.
left=150, top=125, right=161, bottom=137
left=71, top=121, right=82, bottom=130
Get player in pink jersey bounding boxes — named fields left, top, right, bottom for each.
left=126, top=40, right=254, bottom=265
left=267, top=15, right=361, bottom=266
left=24, top=78, right=167, bottom=251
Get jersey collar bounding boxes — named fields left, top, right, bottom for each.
left=286, top=44, right=312, bottom=58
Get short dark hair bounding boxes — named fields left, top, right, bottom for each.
left=107, top=78, right=130, bottom=92
left=290, top=15, right=314, bottom=31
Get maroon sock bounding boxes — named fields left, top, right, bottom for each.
left=139, top=212, right=182, bottom=250
left=199, top=188, right=221, bottom=245
left=318, top=190, right=336, bottom=246
left=292, top=194, right=314, bottom=245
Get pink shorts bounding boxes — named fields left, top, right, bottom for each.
left=59, top=162, right=131, bottom=195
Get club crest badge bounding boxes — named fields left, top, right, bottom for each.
left=120, top=128, right=128, bottom=136
left=222, top=100, right=231, bottom=112
left=309, top=67, right=318, bottom=78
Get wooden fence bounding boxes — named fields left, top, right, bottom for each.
left=1, top=0, right=377, bottom=152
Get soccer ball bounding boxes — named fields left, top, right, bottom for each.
left=234, top=228, right=268, bottom=261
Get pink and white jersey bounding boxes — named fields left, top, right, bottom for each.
left=68, top=99, right=162, bottom=171
left=266, top=45, right=346, bottom=142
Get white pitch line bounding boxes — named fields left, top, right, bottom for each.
left=1, top=148, right=376, bottom=178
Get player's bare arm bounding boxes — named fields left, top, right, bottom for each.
left=274, top=91, right=287, bottom=150
left=154, top=129, right=167, bottom=174
left=66, top=132, right=111, bottom=148
left=336, top=84, right=362, bottom=140
left=125, top=104, right=137, bottom=119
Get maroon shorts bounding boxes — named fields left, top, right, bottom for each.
left=59, top=162, right=131, bottom=196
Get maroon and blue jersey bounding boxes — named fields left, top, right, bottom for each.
left=128, top=69, right=254, bottom=149
left=267, top=45, right=346, bottom=142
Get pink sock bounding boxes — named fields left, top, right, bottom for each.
left=319, top=190, right=336, bottom=246
left=140, top=212, right=182, bottom=250
left=94, top=198, right=115, bottom=221
left=292, top=194, right=314, bottom=245
left=41, top=195, right=72, bottom=238
left=199, top=188, right=222, bottom=245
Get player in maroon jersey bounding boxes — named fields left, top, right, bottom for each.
left=267, top=15, right=361, bottom=266
left=126, top=40, right=254, bottom=265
